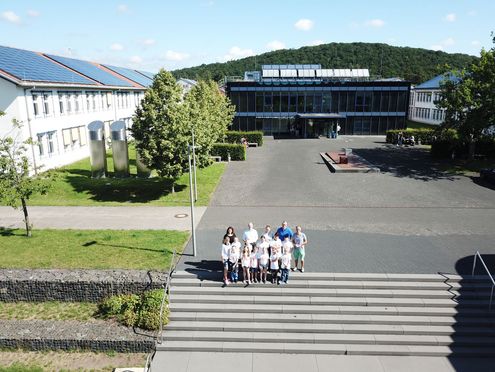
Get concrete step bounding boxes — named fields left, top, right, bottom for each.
left=169, top=303, right=493, bottom=317
left=168, top=312, right=495, bottom=327
left=172, top=270, right=491, bottom=283
left=165, top=321, right=495, bottom=336
left=155, top=340, right=495, bottom=356
left=171, top=286, right=490, bottom=299
left=171, top=278, right=491, bottom=291
left=170, top=294, right=491, bottom=308
left=162, top=330, right=495, bottom=347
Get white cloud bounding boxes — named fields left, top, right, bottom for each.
left=309, top=40, right=325, bottom=46
left=443, top=37, right=455, bottom=46
left=110, top=43, right=124, bottom=51
left=130, top=55, right=143, bottom=64
left=164, top=50, right=190, bottom=61
left=142, top=39, right=156, bottom=46
left=471, top=40, right=481, bottom=46
left=430, top=37, right=455, bottom=51
left=467, top=10, right=477, bottom=16
left=444, top=13, right=456, bottom=22
left=222, top=46, right=255, bottom=61
left=294, top=19, right=314, bottom=31
left=27, top=9, right=40, bottom=17
left=266, top=40, right=285, bottom=51
left=365, top=19, right=385, bottom=28
left=430, top=44, right=444, bottom=51
left=1, top=10, right=21, bottom=24
left=117, top=4, right=129, bottom=13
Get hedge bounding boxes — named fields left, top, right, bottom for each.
left=386, top=129, right=437, bottom=145
left=225, top=131, right=263, bottom=146
left=211, top=143, right=246, bottom=161
left=431, top=136, right=495, bottom=158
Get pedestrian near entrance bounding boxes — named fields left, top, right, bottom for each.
left=276, top=221, right=293, bottom=242
left=242, top=222, right=259, bottom=249
left=292, top=225, right=308, bottom=272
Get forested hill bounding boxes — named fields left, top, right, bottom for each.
left=172, top=43, right=477, bottom=84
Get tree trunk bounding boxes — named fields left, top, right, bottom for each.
left=468, top=140, right=475, bottom=161
left=171, top=184, right=175, bottom=193
left=21, top=197, right=32, bottom=237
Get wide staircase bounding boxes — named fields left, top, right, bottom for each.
left=157, top=271, right=495, bottom=356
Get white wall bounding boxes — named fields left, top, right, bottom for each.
left=408, top=88, right=445, bottom=126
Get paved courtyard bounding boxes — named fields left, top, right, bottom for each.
left=178, top=136, right=495, bottom=274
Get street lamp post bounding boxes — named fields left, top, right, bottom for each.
left=188, top=144, right=198, bottom=257
left=191, top=128, right=198, bottom=202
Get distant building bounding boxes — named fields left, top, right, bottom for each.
left=0, top=45, right=155, bottom=171
left=177, top=78, right=197, bottom=95
left=408, top=74, right=457, bottom=126
left=225, top=64, right=410, bottom=137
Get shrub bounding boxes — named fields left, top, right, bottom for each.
left=225, top=131, right=263, bottom=146
left=386, top=129, right=437, bottom=145
left=431, top=135, right=495, bottom=158
left=98, top=289, right=165, bottom=331
left=211, top=143, right=246, bottom=161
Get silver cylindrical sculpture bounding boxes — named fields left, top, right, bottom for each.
left=136, top=148, right=152, bottom=178
left=110, top=121, right=130, bottom=178
left=88, top=121, right=107, bottom=178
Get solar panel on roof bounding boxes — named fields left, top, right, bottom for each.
left=46, top=54, right=133, bottom=87
left=0, top=45, right=96, bottom=85
left=103, top=65, right=152, bottom=87
left=137, top=70, right=155, bottom=80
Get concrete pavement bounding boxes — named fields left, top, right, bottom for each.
left=0, top=206, right=206, bottom=231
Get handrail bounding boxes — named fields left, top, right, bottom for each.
left=472, top=251, right=495, bottom=310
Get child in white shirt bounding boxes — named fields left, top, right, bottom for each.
left=229, top=238, right=241, bottom=283
left=250, top=246, right=259, bottom=283
left=257, top=246, right=269, bottom=284
left=221, top=237, right=231, bottom=285
left=241, top=245, right=251, bottom=284
left=280, top=251, right=291, bottom=284
left=269, top=246, right=281, bottom=284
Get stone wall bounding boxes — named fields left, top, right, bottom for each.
left=0, top=269, right=167, bottom=302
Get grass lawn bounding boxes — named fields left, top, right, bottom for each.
left=26, top=148, right=225, bottom=206
left=406, top=120, right=439, bottom=130
left=0, top=229, right=188, bottom=270
left=439, top=158, right=495, bottom=175
left=0, top=302, right=98, bottom=321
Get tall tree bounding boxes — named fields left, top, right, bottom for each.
left=437, top=35, right=495, bottom=159
left=183, top=80, right=235, bottom=167
left=0, top=113, right=51, bottom=237
left=131, top=69, right=189, bottom=192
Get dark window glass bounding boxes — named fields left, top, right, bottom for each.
left=372, top=91, right=381, bottom=112
left=279, top=118, right=289, bottom=133
left=232, top=116, right=240, bottom=131
left=273, top=93, right=281, bottom=112
left=281, top=94, right=289, bottom=112
left=363, top=92, right=372, bottom=112
left=247, top=92, right=255, bottom=112
left=297, top=94, right=305, bottom=112
left=381, top=92, right=390, bottom=112
left=339, top=92, right=347, bottom=112
left=239, top=92, right=248, bottom=112
left=362, top=118, right=371, bottom=134
left=331, top=92, right=339, bottom=113
left=389, top=92, right=398, bottom=112
left=246, top=116, right=255, bottom=131
left=397, top=91, right=406, bottom=113
left=313, top=94, right=322, bottom=112
left=239, top=116, right=248, bottom=131
left=263, top=118, right=272, bottom=134
left=305, top=94, right=313, bottom=112
left=229, top=92, right=239, bottom=111
left=378, top=117, right=386, bottom=135
left=289, top=94, right=297, bottom=112
left=355, top=91, right=365, bottom=111
left=256, top=93, right=263, bottom=112
left=272, top=118, right=280, bottom=134
left=255, top=118, right=263, bottom=131
left=264, top=93, right=272, bottom=112
left=371, top=117, right=379, bottom=135
left=322, top=93, right=331, bottom=113
left=347, top=92, right=356, bottom=112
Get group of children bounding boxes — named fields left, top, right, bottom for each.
left=221, top=233, right=294, bottom=285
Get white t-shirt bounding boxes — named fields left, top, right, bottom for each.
left=241, top=254, right=250, bottom=267
left=229, top=247, right=240, bottom=263
left=242, top=228, right=259, bottom=244
left=282, top=240, right=293, bottom=254
left=257, top=241, right=269, bottom=255
left=293, top=233, right=307, bottom=248
left=270, top=238, right=282, bottom=251
left=270, top=253, right=281, bottom=270
left=258, top=252, right=269, bottom=266
left=281, top=253, right=291, bottom=269
left=262, top=232, right=273, bottom=242
left=250, top=253, right=258, bottom=268
left=221, top=244, right=231, bottom=261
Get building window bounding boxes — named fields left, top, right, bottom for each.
left=37, top=134, right=44, bottom=156
left=37, top=131, right=57, bottom=157
left=32, top=93, right=40, bottom=116
left=66, top=94, right=72, bottom=113
left=42, top=93, right=50, bottom=115
left=59, top=94, right=65, bottom=114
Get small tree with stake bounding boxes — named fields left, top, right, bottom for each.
left=0, top=112, right=51, bottom=237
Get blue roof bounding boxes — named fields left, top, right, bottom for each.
left=415, top=73, right=459, bottom=89
left=103, top=64, right=153, bottom=87
left=137, top=70, right=155, bottom=80
left=46, top=54, right=134, bottom=87
left=0, top=45, right=97, bottom=85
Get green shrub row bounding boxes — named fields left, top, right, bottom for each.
left=386, top=129, right=437, bottom=145
left=98, top=289, right=165, bottom=331
left=431, top=136, right=495, bottom=158
left=211, top=143, right=246, bottom=161
left=225, top=131, right=264, bottom=146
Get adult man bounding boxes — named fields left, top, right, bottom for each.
left=276, top=221, right=293, bottom=243
left=292, top=225, right=308, bottom=272
left=242, top=222, right=258, bottom=249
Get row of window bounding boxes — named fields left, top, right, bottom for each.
left=432, top=109, right=445, bottom=121
left=37, top=125, right=88, bottom=157
left=416, top=92, right=432, bottom=103
left=32, top=90, right=144, bottom=118
left=415, top=107, right=431, bottom=119
left=229, top=90, right=409, bottom=114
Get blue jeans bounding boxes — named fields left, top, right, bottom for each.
left=230, top=263, right=239, bottom=282
left=280, top=268, right=289, bottom=283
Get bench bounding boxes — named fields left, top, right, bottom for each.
left=210, top=156, right=222, bottom=162
left=247, top=142, right=258, bottom=147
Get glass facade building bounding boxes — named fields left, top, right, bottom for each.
left=226, top=65, right=410, bottom=137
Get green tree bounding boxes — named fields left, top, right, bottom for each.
left=131, top=69, right=189, bottom=192
left=0, top=113, right=51, bottom=237
left=437, top=35, right=495, bottom=159
left=184, top=80, right=235, bottom=167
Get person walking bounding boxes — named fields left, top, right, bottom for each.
left=292, top=225, right=308, bottom=272
left=242, top=222, right=259, bottom=250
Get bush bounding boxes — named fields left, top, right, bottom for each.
left=386, top=129, right=437, bottom=145
left=211, top=143, right=246, bottom=161
left=98, top=289, right=165, bottom=331
left=431, top=135, right=495, bottom=158
left=225, top=131, right=263, bottom=146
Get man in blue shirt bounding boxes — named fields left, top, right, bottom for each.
left=276, top=221, right=293, bottom=242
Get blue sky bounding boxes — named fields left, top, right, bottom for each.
left=0, top=0, right=493, bottom=73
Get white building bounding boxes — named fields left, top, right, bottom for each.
left=0, top=45, right=155, bottom=171
left=177, top=78, right=197, bottom=96
left=408, top=74, right=456, bottom=126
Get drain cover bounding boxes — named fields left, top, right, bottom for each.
left=174, top=213, right=188, bottom=218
